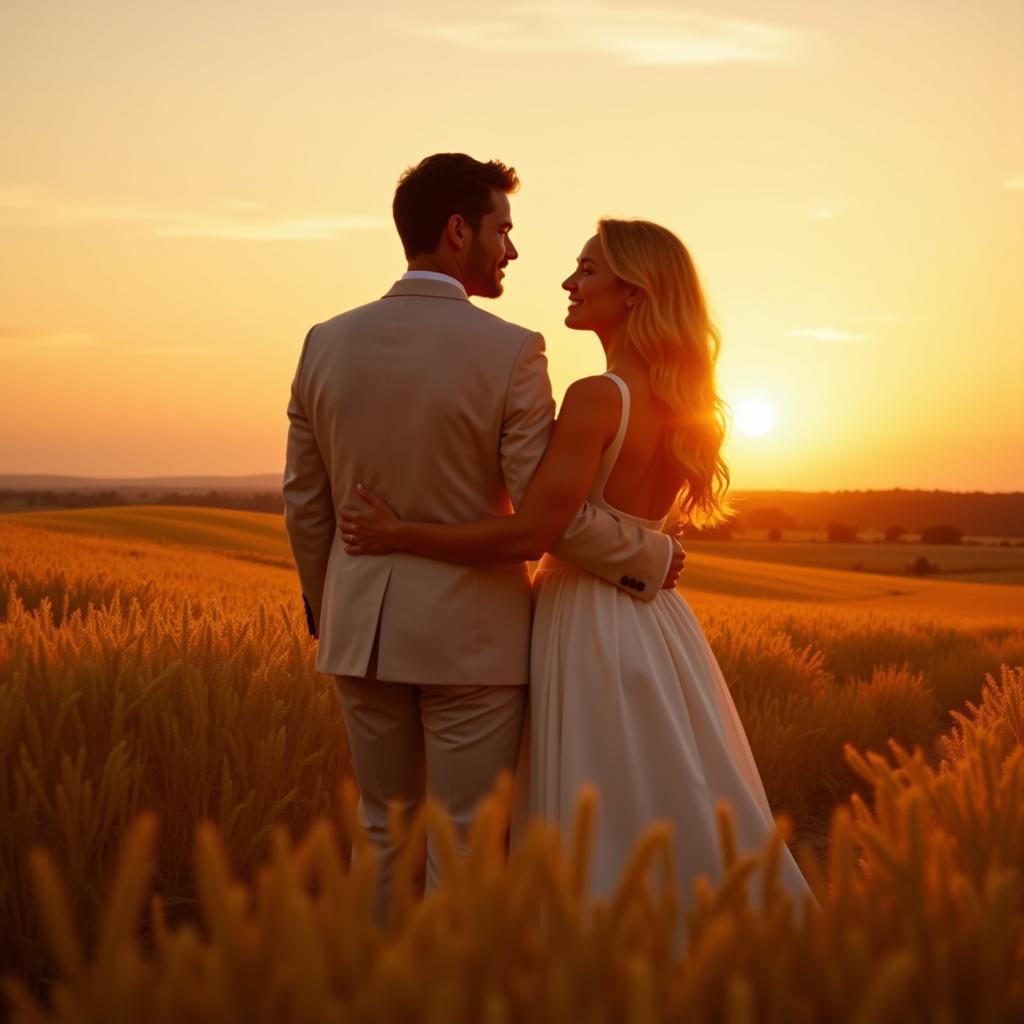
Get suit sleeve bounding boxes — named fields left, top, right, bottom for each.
left=283, top=325, right=336, bottom=637
left=499, top=332, right=673, bottom=601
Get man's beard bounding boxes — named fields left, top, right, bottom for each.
left=466, top=239, right=503, bottom=298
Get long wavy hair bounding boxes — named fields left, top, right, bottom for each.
left=597, top=218, right=732, bottom=527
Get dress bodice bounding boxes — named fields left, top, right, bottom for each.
left=589, top=373, right=668, bottom=530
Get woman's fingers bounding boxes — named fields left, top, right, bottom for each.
left=339, top=507, right=369, bottom=522
left=355, top=484, right=394, bottom=517
left=338, top=487, right=396, bottom=556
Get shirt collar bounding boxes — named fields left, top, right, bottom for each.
left=401, top=270, right=467, bottom=297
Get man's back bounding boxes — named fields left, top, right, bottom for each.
left=285, top=277, right=544, bottom=686
left=302, top=279, right=536, bottom=523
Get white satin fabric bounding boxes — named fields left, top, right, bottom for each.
left=522, top=373, right=817, bottom=914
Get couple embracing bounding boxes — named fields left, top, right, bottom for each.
left=283, top=152, right=814, bottom=920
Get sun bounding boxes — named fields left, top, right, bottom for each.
left=736, top=398, right=776, bottom=438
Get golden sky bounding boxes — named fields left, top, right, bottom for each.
left=2, top=1, right=1021, bottom=490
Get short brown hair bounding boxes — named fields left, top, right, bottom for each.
left=392, top=153, right=519, bottom=259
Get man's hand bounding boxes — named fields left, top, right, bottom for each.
left=662, top=527, right=686, bottom=589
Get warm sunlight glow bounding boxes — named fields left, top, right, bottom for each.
left=0, top=2, right=1021, bottom=489
left=736, top=399, right=776, bottom=438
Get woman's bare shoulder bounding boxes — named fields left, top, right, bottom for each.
left=561, top=373, right=621, bottom=407
left=553, top=375, right=621, bottom=448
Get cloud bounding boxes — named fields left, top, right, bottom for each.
left=394, top=2, right=804, bottom=66
left=155, top=215, right=388, bottom=241
left=0, top=186, right=388, bottom=240
left=1001, top=177, right=1024, bottom=190
left=136, top=345, right=217, bottom=355
left=787, top=328, right=870, bottom=343
left=0, top=327, right=95, bottom=349
left=0, top=188, right=180, bottom=228
left=806, top=197, right=854, bottom=221
left=0, top=185, right=46, bottom=210
left=859, top=313, right=906, bottom=326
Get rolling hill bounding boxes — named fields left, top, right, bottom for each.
left=8, top=505, right=1022, bottom=621
left=5, top=506, right=294, bottom=565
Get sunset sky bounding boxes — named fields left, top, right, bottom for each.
left=2, top=1, right=1021, bottom=491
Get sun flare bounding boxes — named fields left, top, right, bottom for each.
left=736, top=399, right=776, bottom=438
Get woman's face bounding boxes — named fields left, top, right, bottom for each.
left=562, top=234, right=635, bottom=333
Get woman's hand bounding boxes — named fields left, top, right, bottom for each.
left=338, top=484, right=403, bottom=555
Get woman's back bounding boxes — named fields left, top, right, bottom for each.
left=593, top=371, right=684, bottom=524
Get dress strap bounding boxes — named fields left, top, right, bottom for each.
left=590, top=373, right=631, bottom=501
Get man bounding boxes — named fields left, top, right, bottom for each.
left=283, top=153, right=682, bottom=916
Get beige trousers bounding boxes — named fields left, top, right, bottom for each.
left=334, top=670, right=525, bottom=921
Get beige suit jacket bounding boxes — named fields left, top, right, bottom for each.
left=283, top=278, right=673, bottom=686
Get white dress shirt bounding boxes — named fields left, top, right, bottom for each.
left=401, top=270, right=467, bottom=297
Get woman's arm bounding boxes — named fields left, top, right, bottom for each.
left=339, top=376, right=620, bottom=564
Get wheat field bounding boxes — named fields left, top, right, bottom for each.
left=2, top=510, right=1023, bottom=1019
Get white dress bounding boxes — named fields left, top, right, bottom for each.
left=525, top=372, right=816, bottom=913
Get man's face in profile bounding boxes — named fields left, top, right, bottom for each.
left=464, top=190, right=518, bottom=299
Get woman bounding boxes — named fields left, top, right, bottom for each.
left=340, top=219, right=816, bottom=913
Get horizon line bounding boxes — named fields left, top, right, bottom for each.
left=1, top=472, right=1021, bottom=498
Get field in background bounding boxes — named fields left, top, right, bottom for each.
left=2, top=506, right=295, bottom=565
left=7, top=505, right=1023, bottom=613
left=2, top=507, right=1023, bottom=997
left=686, top=536, right=1024, bottom=587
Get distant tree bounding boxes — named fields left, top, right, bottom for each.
left=827, top=521, right=859, bottom=543
left=884, top=525, right=906, bottom=543
left=907, top=556, right=937, bottom=576
left=692, top=522, right=732, bottom=541
left=11, top=489, right=125, bottom=510
left=920, top=524, right=963, bottom=545
left=153, top=490, right=284, bottom=514
left=768, top=527, right=783, bottom=542
left=742, top=506, right=797, bottom=531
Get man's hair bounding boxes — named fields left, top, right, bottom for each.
left=393, top=153, right=519, bottom=259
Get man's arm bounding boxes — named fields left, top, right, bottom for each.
left=500, top=332, right=676, bottom=601
left=282, top=325, right=336, bottom=637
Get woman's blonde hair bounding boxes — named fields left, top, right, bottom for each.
left=597, top=218, right=732, bottom=528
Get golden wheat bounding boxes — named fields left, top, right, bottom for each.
left=3, top=517, right=1023, bottom=1014
left=4, top=671, right=1024, bottom=1021
left=1, top=522, right=347, bottom=986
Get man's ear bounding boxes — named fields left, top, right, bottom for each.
left=445, top=213, right=469, bottom=251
